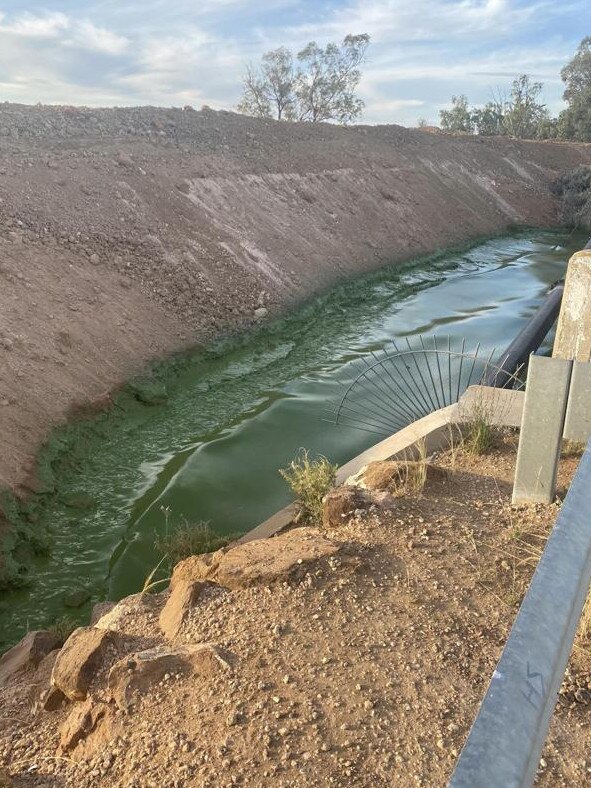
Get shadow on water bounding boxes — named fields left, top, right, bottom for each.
left=1, top=227, right=587, bottom=647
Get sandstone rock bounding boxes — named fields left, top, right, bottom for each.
left=0, top=630, right=61, bottom=685
left=108, top=643, right=233, bottom=710
left=254, top=307, right=268, bottom=320
left=59, top=698, right=105, bottom=753
left=159, top=580, right=207, bottom=639
left=94, top=592, right=159, bottom=635
left=322, top=486, right=373, bottom=529
left=347, top=459, right=447, bottom=492
left=171, top=527, right=341, bottom=591
left=0, top=767, right=12, bottom=786
left=90, top=600, right=116, bottom=625
left=51, top=627, right=118, bottom=701
left=58, top=697, right=122, bottom=760
left=40, top=685, right=68, bottom=712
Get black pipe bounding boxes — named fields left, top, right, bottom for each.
left=484, top=283, right=564, bottom=388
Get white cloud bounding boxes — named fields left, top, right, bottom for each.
left=0, top=0, right=584, bottom=124
left=0, top=11, right=70, bottom=39
left=66, top=21, right=129, bottom=55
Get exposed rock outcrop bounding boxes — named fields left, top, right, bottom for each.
left=51, top=627, right=121, bottom=701
left=321, top=486, right=374, bottom=529
left=159, top=580, right=209, bottom=640
left=170, top=527, right=341, bottom=590
left=0, top=630, right=60, bottom=685
left=346, top=459, right=447, bottom=492
left=107, top=643, right=233, bottom=711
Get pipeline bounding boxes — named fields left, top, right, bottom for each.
left=484, top=282, right=564, bottom=388
left=486, top=236, right=591, bottom=388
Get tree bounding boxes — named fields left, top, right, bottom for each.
left=238, top=34, right=370, bottom=124
left=502, top=74, right=548, bottom=139
left=439, top=95, right=474, bottom=133
left=238, top=47, right=295, bottom=120
left=558, top=37, right=591, bottom=142
left=472, top=99, right=507, bottom=136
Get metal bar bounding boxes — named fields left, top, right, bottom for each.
left=585, top=237, right=591, bottom=250
left=484, top=284, right=564, bottom=388
left=450, top=440, right=591, bottom=788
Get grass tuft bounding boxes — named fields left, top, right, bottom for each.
left=154, top=519, right=237, bottom=568
left=279, top=449, right=337, bottom=524
left=464, top=411, right=494, bottom=456
left=47, top=615, right=77, bottom=646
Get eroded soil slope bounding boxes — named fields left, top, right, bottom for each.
left=1, top=104, right=590, bottom=493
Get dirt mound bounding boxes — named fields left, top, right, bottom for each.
left=0, top=103, right=590, bottom=504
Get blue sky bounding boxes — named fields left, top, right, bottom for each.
left=0, top=1, right=588, bottom=125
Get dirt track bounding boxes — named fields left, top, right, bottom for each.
left=1, top=103, right=590, bottom=496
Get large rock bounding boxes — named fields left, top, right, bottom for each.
left=0, top=630, right=61, bottom=686
left=159, top=580, right=207, bottom=640
left=170, top=527, right=341, bottom=591
left=89, top=600, right=116, bottom=625
left=94, top=593, right=159, bottom=635
left=108, top=643, right=233, bottom=711
left=58, top=698, right=122, bottom=760
left=51, top=627, right=119, bottom=701
left=321, top=486, right=373, bottom=529
left=346, top=459, right=447, bottom=492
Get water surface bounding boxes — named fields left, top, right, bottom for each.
left=2, top=228, right=586, bottom=647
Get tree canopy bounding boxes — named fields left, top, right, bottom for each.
left=558, top=36, right=591, bottom=141
left=238, top=34, right=370, bottom=124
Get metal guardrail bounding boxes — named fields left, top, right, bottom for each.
left=449, top=440, right=591, bottom=787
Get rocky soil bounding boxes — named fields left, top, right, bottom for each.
left=1, top=436, right=589, bottom=787
left=1, top=103, right=591, bottom=501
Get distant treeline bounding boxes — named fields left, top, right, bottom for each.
left=428, top=36, right=591, bottom=143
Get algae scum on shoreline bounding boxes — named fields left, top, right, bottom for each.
left=1, top=227, right=587, bottom=648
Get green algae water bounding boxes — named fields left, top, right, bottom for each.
left=1, top=228, right=587, bottom=647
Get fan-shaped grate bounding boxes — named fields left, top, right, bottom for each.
left=327, top=335, right=523, bottom=437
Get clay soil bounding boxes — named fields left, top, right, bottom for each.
left=1, top=103, right=591, bottom=498
left=1, top=434, right=589, bottom=787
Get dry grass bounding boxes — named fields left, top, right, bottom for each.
left=154, top=520, right=237, bottom=568
left=562, top=439, right=586, bottom=459
left=280, top=449, right=337, bottom=524
left=47, top=615, right=77, bottom=646
left=396, top=439, right=429, bottom=494
left=463, top=409, right=494, bottom=455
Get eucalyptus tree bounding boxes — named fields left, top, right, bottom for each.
left=238, top=34, right=370, bottom=124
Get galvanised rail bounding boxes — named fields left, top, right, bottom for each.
left=449, top=440, right=591, bottom=787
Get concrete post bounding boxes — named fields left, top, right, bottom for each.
left=512, top=355, right=572, bottom=504
left=564, top=361, right=591, bottom=444
left=553, top=249, right=591, bottom=362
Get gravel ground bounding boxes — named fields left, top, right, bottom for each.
left=1, top=436, right=589, bottom=787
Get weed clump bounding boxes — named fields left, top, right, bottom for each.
left=154, top=520, right=236, bottom=568
left=48, top=615, right=77, bottom=646
left=464, top=410, right=494, bottom=455
left=280, top=449, right=337, bottom=524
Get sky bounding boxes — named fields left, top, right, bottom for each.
left=0, top=1, right=588, bottom=126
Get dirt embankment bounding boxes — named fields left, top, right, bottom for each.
left=0, top=103, right=590, bottom=494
